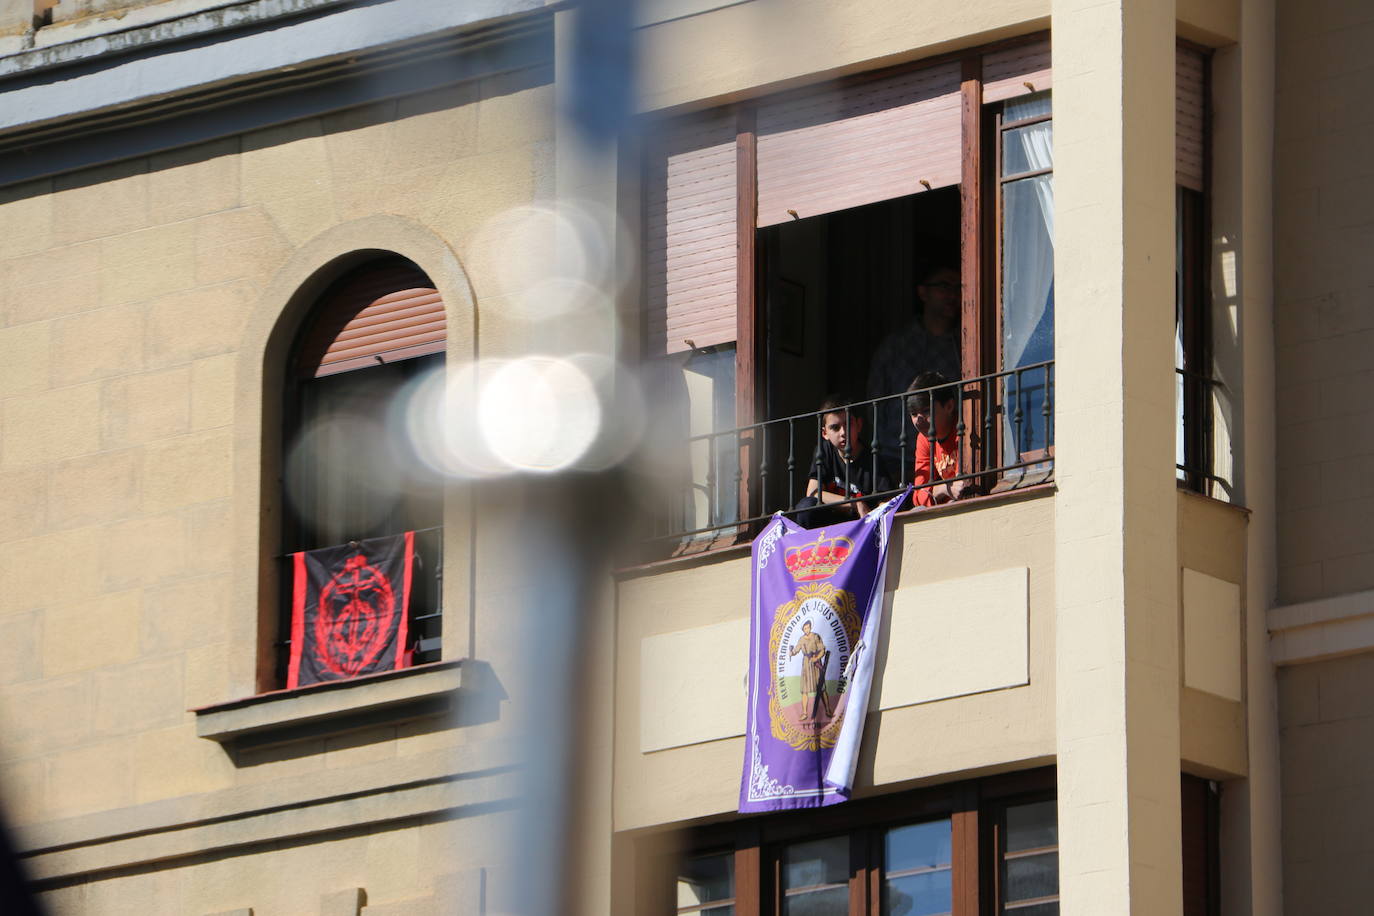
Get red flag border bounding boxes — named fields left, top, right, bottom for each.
left=286, top=531, right=416, bottom=691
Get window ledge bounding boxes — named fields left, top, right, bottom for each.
left=193, top=661, right=463, bottom=750
left=616, top=483, right=1057, bottom=580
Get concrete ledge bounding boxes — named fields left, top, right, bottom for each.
left=16, top=741, right=513, bottom=858
left=22, top=755, right=521, bottom=884
left=195, top=661, right=463, bottom=749
left=1269, top=588, right=1374, bottom=666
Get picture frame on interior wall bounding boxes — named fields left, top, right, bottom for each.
left=774, top=278, right=806, bottom=357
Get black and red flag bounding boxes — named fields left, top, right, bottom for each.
left=287, top=532, right=414, bottom=689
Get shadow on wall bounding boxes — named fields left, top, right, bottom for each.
left=0, top=807, right=42, bottom=916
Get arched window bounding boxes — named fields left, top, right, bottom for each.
left=279, top=257, right=446, bottom=686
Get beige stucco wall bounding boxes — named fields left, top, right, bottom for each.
left=1272, top=0, right=1374, bottom=606
left=614, top=493, right=1056, bottom=832
left=1270, top=0, right=1374, bottom=901
left=1277, top=651, right=1374, bottom=914
left=634, top=0, right=1048, bottom=113
left=633, top=0, right=1238, bottom=115
left=0, top=59, right=554, bottom=913
left=1178, top=491, right=1249, bottom=779
left=0, top=0, right=1286, bottom=912
left=1052, top=0, right=1183, bottom=913
left=38, top=802, right=515, bottom=914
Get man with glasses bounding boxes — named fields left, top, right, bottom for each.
left=865, top=262, right=962, bottom=482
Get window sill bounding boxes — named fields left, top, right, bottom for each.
left=193, top=661, right=463, bottom=751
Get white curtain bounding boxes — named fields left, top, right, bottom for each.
left=1002, top=114, right=1055, bottom=371
left=1001, top=94, right=1055, bottom=463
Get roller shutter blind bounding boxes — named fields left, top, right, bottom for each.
left=755, top=60, right=962, bottom=228
left=297, top=261, right=446, bottom=378
left=643, top=110, right=739, bottom=356
left=985, top=37, right=1206, bottom=191
left=1176, top=46, right=1206, bottom=192
left=983, top=39, right=1052, bottom=103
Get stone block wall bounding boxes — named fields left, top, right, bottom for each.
left=1273, top=0, right=1374, bottom=604
left=0, top=60, right=552, bottom=913
left=1278, top=654, right=1374, bottom=913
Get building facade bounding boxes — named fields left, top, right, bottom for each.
left=0, top=0, right=1368, bottom=913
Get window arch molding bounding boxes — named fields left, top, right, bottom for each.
left=231, top=216, right=477, bottom=694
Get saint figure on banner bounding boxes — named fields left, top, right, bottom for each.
left=790, top=620, right=833, bottom=726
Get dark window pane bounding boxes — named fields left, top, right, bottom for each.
left=782, top=886, right=850, bottom=916
left=1005, top=852, right=1059, bottom=902
left=288, top=353, right=443, bottom=548
left=1006, top=800, right=1058, bottom=853
left=677, top=852, right=734, bottom=909
left=883, top=869, right=952, bottom=916
left=782, top=836, right=849, bottom=890
left=885, top=819, right=952, bottom=872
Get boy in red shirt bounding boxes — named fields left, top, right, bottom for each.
left=907, top=371, right=974, bottom=507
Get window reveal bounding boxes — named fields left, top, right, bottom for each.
left=277, top=259, right=446, bottom=687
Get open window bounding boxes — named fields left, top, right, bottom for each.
left=994, top=91, right=1055, bottom=480
left=1174, top=45, right=1221, bottom=497
left=641, top=36, right=1211, bottom=545
left=277, top=258, right=446, bottom=687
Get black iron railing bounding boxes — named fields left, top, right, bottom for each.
left=652, top=361, right=1055, bottom=543
left=1175, top=366, right=1229, bottom=498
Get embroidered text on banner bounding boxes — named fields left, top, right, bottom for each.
left=739, top=489, right=907, bottom=812
left=287, top=531, right=415, bottom=689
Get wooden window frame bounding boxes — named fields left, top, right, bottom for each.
left=657, top=769, right=1220, bottom=915
left=986, top=789, right=1061, bottom=914
left=663, top=767, right=1055, bottom=916
left=983, top=90, right=1056, bottom=485
left=642, top=31, right=1244, bottom=547
left=642, top=32, right=1214, bottom=540
left=720, top=33, right=1050, bottom=536
left=1181, top=774, right=1221, bottom=916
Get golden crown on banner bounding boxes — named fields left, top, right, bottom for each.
left=784, top=532, right=855, bottom=582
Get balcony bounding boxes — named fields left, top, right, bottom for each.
left=648, top=361, right=1056, bottom=552
left=612, top=358, right=1249, bottom=830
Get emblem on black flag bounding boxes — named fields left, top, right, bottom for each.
left=288, top=532, right=415, bottom=688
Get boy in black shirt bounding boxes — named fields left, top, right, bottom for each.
left=794, top=395, right=891, bottom=528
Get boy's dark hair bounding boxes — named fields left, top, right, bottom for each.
left=906, top=371, right=956, bottom=415
left=817, top=393, right=858, bottom=418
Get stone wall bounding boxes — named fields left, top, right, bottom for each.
left=1278, top=653, right=1374, bottom=913
left=1273, top=0, right=1374, bottom=604
left=0, top=59, right=552, bottom=914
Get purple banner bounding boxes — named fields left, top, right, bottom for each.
left=739, top=490, right=906, bottom=812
